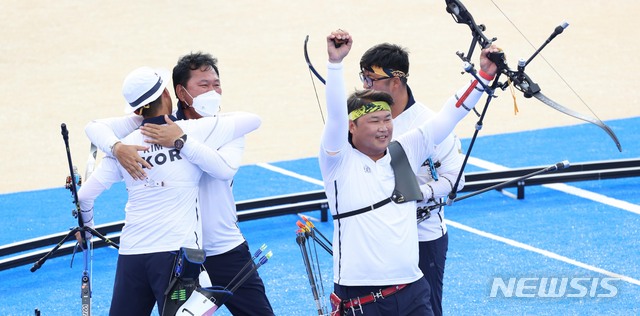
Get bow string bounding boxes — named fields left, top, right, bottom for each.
left=304, top=35, right=326, bottom=124
left=302, top=2, right=621, bottom=210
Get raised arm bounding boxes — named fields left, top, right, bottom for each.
left=321, top=29, right=352, bottom=154
left=421, top=45, right=499, bottom=145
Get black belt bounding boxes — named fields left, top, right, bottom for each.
left=332, top=198, right=392, bottom=220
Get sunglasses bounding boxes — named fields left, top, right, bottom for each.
left=359, top=71, right=393, bottom=88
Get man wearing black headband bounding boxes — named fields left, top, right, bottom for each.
left=359, top=43, right=464, bottom=316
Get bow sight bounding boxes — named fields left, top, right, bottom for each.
left=446, top=0, right=555, bottom=97
left=441, top=0, right=622, bottom=207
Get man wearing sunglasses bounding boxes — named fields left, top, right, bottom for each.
left=321, top=29, right=497, bottom=316
left=358, top=43, right=466, bottom=316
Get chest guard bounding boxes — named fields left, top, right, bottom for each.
left=388, top=141, right=423, bottom=203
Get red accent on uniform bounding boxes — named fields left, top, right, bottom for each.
left=456, top=80, right=478, bottom=108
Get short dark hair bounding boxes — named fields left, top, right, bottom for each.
left=359, top=43, right=410, bottom=84
left=136, top=94, right=164, bottom=118
left=172, top=52, right=219, bottom=96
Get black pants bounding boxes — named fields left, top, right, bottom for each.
left=109, top=252, right=176, bottom=316
left=334, top=277, right=433, bottom=316
left=418, top=232, right=448, bottom=316
left=203, top=241, right=274, bottom=316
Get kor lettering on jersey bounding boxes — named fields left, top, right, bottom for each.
left=141, top=144, right=182, bottom=167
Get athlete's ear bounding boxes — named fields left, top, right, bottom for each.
left=391, top=76, right=403, bottom=89
left=176, top=85, right=187, bottom=103
left=161, top=88, right=171, bottom=101
left=348, top=119, right=357, bottom=133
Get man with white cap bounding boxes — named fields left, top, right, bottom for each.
left=77, top=66, right=261, bottom=315
left=85, top=52, right=274, bottom=315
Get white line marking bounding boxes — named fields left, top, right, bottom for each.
left=256, top=162, right=325, bottom=187
left=543, top=183, right=640, bottom=215
left=467, top=157, right=640, bottom=215
left=446, top=219, right=640, bottom=286
left=467, top=156, right=509, bottom=171
left=258, top=157, right=640, bottom=285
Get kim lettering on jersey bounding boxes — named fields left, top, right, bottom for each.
left=141, top=144, right=182, bottom=168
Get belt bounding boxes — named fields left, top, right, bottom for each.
left=332, top=198, right=392, bottom=220
left=343, top=284, right=407, bottom=314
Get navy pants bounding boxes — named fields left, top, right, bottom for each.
left=109, top=252, right=176, bottom=316
left=418, top=232, right=448, bottom=316
left=334, top=277, right=433, bottom=316
left=203, top=241, right=274, bottom=316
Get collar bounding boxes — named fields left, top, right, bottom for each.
left=403, top=85, right=416, bottom=112
left=175, top=101, right=187, bottom=120
left=141, top=114, right=178, bottom=127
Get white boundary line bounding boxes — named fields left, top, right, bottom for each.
left=256, top=162, right=324, bottom=187
left=257, top=159, right=640, bottom=286
left=445, top=219, right=640, bottom=286
left=467, top=157, right=640, bottom=215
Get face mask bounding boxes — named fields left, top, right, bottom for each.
left=188, top=90, right=222, bottom=117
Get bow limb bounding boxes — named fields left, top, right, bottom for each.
left=481, top=0, right=622, bottom=152
left=303, top=35, right=326, bottom=124
left=304, top=35, right=326, bottom=85
left=532, top=92, right=622, bottom=152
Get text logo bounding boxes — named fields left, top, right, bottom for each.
left=490, top=277, right=619, bottom=298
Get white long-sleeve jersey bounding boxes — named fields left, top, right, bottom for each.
left=82, top=112, right=260, bottom=255
left=319, top=61, right=488, bottom=286
left=393, top=101, right=466, bottom=242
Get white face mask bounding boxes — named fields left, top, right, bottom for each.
left=189, top=90, right=221, bottom=117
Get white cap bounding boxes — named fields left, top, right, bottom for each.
left=122, top=67, right=170, bottom=113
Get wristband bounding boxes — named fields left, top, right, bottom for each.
left=479, top=69, right=495, bottom=81
left=110, top=141, right=122, bottom=155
